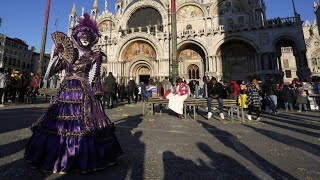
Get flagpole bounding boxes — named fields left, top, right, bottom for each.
left=37, top=0, right=51, bottom=76
left=291, top=0, right=297, bottom=15
left=171, top=0, right=178, bottom=85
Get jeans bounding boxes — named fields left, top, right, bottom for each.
left=103, top=92, right=113, bottom=107
left=207, top=97, right=223, bottom=114
left=298, top=103, right=307, bottom=111
left=266, top=95, right=277, bottom=113
left=284, top=102, right=293, bottom=110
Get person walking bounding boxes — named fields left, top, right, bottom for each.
left=207, top=77, right=224, bottom=120
left=227, top=80, right=240, bottom=100
left=127, top=77, right=136, bottom=104
left=262, top=76, right=278, bottom=114
left=246, top=78, right=263, bottom=121
left=296, top=84, right=308, bottom=112
left=0, top=68, right=5, bottom=107
left=238, top=81, right=248, bottom=109
left=103, top=72, right=116, bottom=109
left=282, top=84, right=295, bottom=111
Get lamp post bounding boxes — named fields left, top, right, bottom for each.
left=170, top=0, right=178, bottom=85
left=37, top=0, right=51, bottom=76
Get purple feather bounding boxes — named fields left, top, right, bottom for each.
left=71, top=13, right=101, bottom=47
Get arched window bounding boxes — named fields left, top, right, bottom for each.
left=227, top=19, right=234, bottom=26
left=22, top=62, right=26, bottom=69
left=27, top=63, right=30, bottom=69
left=8, top=58, right=12, bottom=65
left=3, top=57, right=7, bottom=64
left=187, top=64, right=200, bottom=79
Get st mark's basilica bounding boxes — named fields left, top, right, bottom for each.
left=62, top=0, right=320, bottom=84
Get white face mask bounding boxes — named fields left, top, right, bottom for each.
left=80, top=39, right=90, bottom=47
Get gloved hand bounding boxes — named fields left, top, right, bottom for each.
left=53, top=43, right=64, bottom=57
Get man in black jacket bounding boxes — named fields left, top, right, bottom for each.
left=207, top=77, right=224, bottom=119
left=262, top=76, right=278, bottom=114
left=103, top=72, right=116, bottom=109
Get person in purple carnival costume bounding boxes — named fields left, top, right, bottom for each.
left=24, top=13, right=124, bottom=174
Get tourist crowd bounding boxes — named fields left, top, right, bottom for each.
left=0, top=68, right=41, bottom=106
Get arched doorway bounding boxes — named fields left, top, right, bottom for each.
left=218, top=40, right=256, bottom=82
left=137, top=65, right=151, bottom=84
left=178, top=43, right=207, bottom=84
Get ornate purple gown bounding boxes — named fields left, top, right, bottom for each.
left=24, top=51, right=123, bottom=173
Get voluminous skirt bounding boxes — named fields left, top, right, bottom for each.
left=24, top=79, right=124, bottom=173
left=166, top=93, right=188, bottom=114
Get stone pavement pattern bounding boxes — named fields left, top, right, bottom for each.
left=0, top=102, right=319, bottom=180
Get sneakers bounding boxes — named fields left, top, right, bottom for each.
left=219, top=113, right=225, bottom=120
left=207, top=112, right=213, bottom=119
left=297, top=110, right=302, bottom=113
left=256, top=117, right=261, bottom=121
left=0, top=104, right=4, bottom=107
left=247, top=114, right=252, bottom=121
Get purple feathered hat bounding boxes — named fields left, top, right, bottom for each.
left=71, top=13, right=100, bottom=49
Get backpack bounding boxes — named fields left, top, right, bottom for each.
left=228, top=84, right=235, bottom=93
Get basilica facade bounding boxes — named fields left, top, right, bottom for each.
left=66, top=0, right=314, bottom=84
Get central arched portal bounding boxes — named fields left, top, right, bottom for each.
left=129, top=60, right=154, bottom=84
left=218, top=40, right=257, bottom=82
left=137, top=65, right=151, bottom=84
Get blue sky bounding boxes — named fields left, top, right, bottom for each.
left=0, top=0, right=316, bottom=52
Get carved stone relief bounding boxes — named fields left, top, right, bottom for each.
left=177, top=5, right=204, bottom=21
left=212, top=0, right=245, bottom=16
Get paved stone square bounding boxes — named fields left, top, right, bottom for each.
left=0, top=102, right=319, bottom=180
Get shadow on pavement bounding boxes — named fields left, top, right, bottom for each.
left=262, top=121, right=320, bottom=138
left=0, top=108, right=45, bottom=134
left=0, top=138, right=29, bottom=159
left=162, top=142, right=257, bottom=179
left=244, top=124, right=320, bottom=157
left=292, top=112, right=320, bottom=119
left=197, top=120, right=297, bottom=179
left=263, top=114, right=320, bottom=130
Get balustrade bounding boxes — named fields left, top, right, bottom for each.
left=115, top=16, right=300, bottom=40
